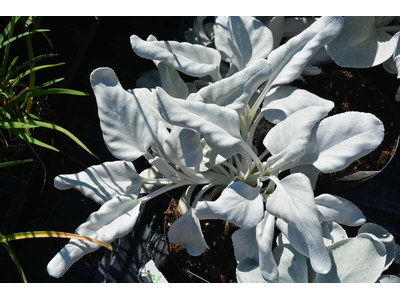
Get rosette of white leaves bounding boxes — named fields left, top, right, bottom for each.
left=47, top=15, right=395, bottom=284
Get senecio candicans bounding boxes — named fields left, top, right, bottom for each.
left=47, top=16, right=400, bottom=283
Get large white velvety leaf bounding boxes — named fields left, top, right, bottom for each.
left=47, top=196, right=141, bottom=278
left=156, top=87, right=242, bottom=148
left=195, top=181, right=264, bottom=229
left=203, top=138, right=243, bottom=168
left=139, top=166, right=162, bottom=194
left=164, top=127, right=203, bottom=167
left=236, top=258, right=268, bottom=283
left=198, top=59, right=272, bottom=112
left=322, top=222, right=348, bottom=247
left=295, top=112, right=384, bottom=173
left=54, top=161, right=143, bottom=205
left=90, top=68, right=158, bottom=161
left=262, top=86, right=334, bottom=124
left=290, top=164, right=320, bottom=190
left=267, top=16, right=343, bottom=88
left=276, top=218, right=309, bottom=257
left=273, top=244, right=309, bottom=283
left=327, top=17, right=396, bottom=68
left=130, top=34, right=221, bottom=80
left=157, top=62, right=189, bottom=99
left=214, top=16, right=273, bottom=71
left=265, top=16, right=285, bottom=50
left=358, top=223, right=395, bottom=271
left=256, top=211, right=279, bottom=281
left=263, top=106, right=333, bottom=171
left=135, top=69, right=161, bottom=89
left=315, top=194, right=366, bottom=226
left=316, top=233, right=387, bottom=283
left=266, top=174, right=331, bottom=274
left=168, top=208, right=208, bottom=256
left=232, top=227, right=259, bottom=263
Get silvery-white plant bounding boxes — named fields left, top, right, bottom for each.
left=46, top=16, right=399, bottom=283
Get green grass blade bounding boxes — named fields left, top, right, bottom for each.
left=0, top=232, right=27, bottom=283
left=6, top=62, right=65, bottom=91
left=29, top=77, right=64, bottom=91
left=0, top=120, right=41, bottom=129
left=0, top=17, right=20, bottom=44
left=0, top=106, right=12, bottom=119
left=0, top=129, right=9, bottom=147
left=0, top=29, right=50, bottom=50
left=3, top=91, right=29, bottom=110
left=4, top=56, right=19, bottom=82
left=14, top=116, right=98, bottom=159
left=11, top=129, right=59, bottom=152
left=31, top=17, right=43, bottom=31
left=29, top=88, right=90, bottom=98
left=0, top=159, right=33, bottom=169
left=9, top=53, right=58, bottom=79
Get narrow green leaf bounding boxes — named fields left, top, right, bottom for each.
left=0, top=29, right=50, bottom=50
left=7, top=63, right=65, bottom=92
left=0, top=106, right=11, bottom=119
left=0, top=232, right=27, bottom=283
left=32, top=17, right=43, bottom=31
left=9, top=53, right=58, bottom=78
left=29, top=77, right=64, bottom=91
left=29, top=88, right=90, bottom=98
left=0, top=128, right=9, bottom=147
left=0, top=159, right=33, bottom=169
left=0, top=120, right=41, bottom=129
left=4, top=56, right=19, bottom=82
left=11, top=129, right=59, bottom=152
left=3, top=91, right=29, bottom=111
left=14, top=116, right=98, bottom=159
left=0, top=17, right=21, bottom=44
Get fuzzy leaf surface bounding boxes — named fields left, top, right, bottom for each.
left=266, top=174, right=331, bottom=274
left=214, top=16, right=273, bottom=71
left=90, top=68, right=158, bottom=161
left=54, top=161, right=143, bottom=205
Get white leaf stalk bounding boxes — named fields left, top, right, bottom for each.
left=47, top=16, right=398, bottom=283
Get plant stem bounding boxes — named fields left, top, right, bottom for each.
left=141, top=180, right=190, bottom=203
